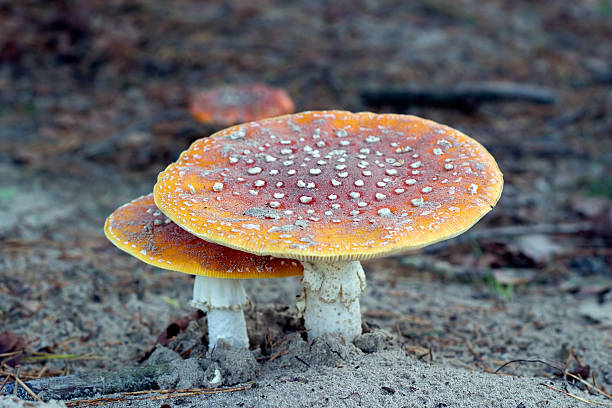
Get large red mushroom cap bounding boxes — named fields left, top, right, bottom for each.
left=104, top=194, right=303, bottom=278
left=189, top=83, right=295, bottom=127
left=154, top=111, right=503, bottom=262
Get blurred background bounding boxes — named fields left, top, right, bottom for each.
left=0, top=0, right=610, bottom=390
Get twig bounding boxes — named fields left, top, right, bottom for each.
left=539, top=383, right=612, bottom=406
left=361, top=81, right=556, bottom=111
left=0, top=376, right=9, bottom=393
left=396, top=255, right=491, bottom=282
left=423, top=222, right=593, bottom=253
left=295, top=356, right=311, bottom=368
left=12, top=376, right=42, bottom=401
left=339, top=391, right=362, bottom=405
left=496, top=359, right=612, bottom=401
left=466, top=344, right=494, bottom=373
left=0, top=362, right=172, bottom=400
left=64, top=384, right=255, bottom=407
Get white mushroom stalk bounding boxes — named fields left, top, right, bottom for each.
left=104, top=195, right=302, bottom=352
left=297, top=261, right=366, bottom=341
left=154, top=110, right=504, bottom=344
left=191, top=276, right=250, bottom=350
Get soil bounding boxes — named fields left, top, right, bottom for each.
left=0, top=1, right=611, bottom=407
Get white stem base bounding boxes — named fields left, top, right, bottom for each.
left=191, top=276, right=249, bottom=350
left=298, top=261, right=366, bottom=341
left=206, top=309, right=249, bottom=350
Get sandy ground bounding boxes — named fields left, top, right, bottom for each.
left=0, top=162, right=611, bottom=407
left=1, top=1, right=611, bottom=407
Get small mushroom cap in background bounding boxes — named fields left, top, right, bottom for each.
left=154, top=110, right=503, bottom=262
left=189, top=83, right=295, bottom=127
left=104, top=194, right=303, bottom=278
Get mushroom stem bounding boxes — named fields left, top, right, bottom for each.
left=298, top=260, right=366, bottom=341
left=191, top=276, right=249, bottom=349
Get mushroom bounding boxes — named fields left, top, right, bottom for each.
left=104, top=194, right=303, bottom=349
left=189, top=83, right=295, bottom=127
left=154, top=111, right=503, bottom=341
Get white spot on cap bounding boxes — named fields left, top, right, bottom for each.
left=422, top=186, right=432, bottom=193
left=357, top=201, right=368, bottom=207
left=188, top=184, right=197, bottom=194
left=437, top=139, right=452, bottom=149
left=269, top=201, right=281, bottom=208
left=297, top=180, right=306, bottom=188
left=444, top=163, right=454, bottom=170
left=338, top=172, right=348, bottom=178
left=377, top=181, right=387, bottom=187
left=265, top=155, right=277, bottom=162
left=212, top=182, right=223, bottom=192
left=274, top=193, right=285, bottom=199
left=354, top=179, right=364, bottom=187
left=375, top=193, right=386, bottom=201
left=394, top=188, right=405, bottom=194
left=336, top=129, right=347, bottom=138
left=331, top=179, right=342, bottom=187
left=288, top=169, right=297, bottom=175
left=468, top=184, right=478, bottom=194
left=276, top=181, right=284, bottom=187
left=254, top=180, right=265, bottom=187
left=350, top=210, right=360, bottom=216
left=310, top=168, right=322, bottom=175
left=336, top=164, right=346, bottom=170
left=385, top=169, right=398, bottom=176
left=377, top=208, right=391, bottom=216
left=433, top=148, right=443, bottom=155
left=396, top=146, right=412, bottom=153
left=270, top=169, right=279, bottom=175
left=248, top=167, right=262, bottom=175
left=328, top=194, right=337, bottom=200
left=411, top=198, right=424, bottom=207
left=300, top=196, right=313, bottom=204
left=405, top=179, right=417, bottom=185
left=410, top=161, right=422, bottom=168
left=229, top=156, right=239, bottom=164
left=365, top=136, right=380, bottom=143
left=242, top=224, right=260, bottom=230
left=362, top=170, right=372, bottom=176
left=349, top=192, right=360, bottom=198
left=228, top=129, right=246, bottom=139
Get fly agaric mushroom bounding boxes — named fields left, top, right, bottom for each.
left=189, top=83, right=295, bottom=127
left=154, top=111, right=503, bottom=341
left=104, top=194, right=302, bottom=349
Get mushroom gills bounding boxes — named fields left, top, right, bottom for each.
left=297, top=260, right=366, bottom=341
left=191, top=275, right=249, bottom=349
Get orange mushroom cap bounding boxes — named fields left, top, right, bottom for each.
left=189, top=83, right=295, bottom=127
left=104, top=194, right=303, bottom=278
left=154, top=111, right=503, bottom=262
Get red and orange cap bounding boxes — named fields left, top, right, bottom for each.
left=189, top=83, right=294, bottom=127
left=154, top=111, right=503, bottom=262
left=104, top=194, right=303, bottom=278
